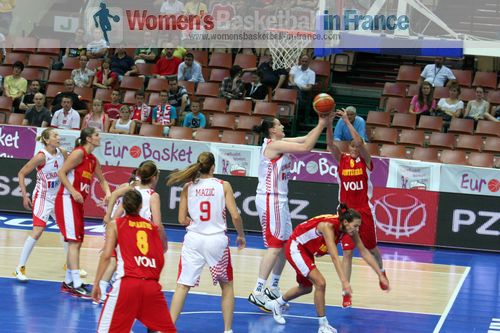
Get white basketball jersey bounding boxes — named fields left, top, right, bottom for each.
left=135, top=186, right=155, bottom=221
left=256, top=138, right=292, bottom=197
left=187, top=178, right=226, bottom=235
left=34, top=148, right=64, bottom=201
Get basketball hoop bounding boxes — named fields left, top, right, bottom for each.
left=267, top=28, right=315, bottom=70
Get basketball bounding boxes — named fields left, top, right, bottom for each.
left=112, top=15, right=120, bottom=22
left=487, top=179, right=500, bottom=193
left=313, top=93, right=335, bottom=114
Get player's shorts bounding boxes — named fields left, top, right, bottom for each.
left=255, top=193, right=292, bottom=248
left=285, top=239, right=315, bottom=288
left=31, top=192, right=56, bottom=228
left=177, top=231, right=233, bottom=287
left=55, top=193, right=85, bottom=242
left=341, top=206, right=377, bottom=251
left=97, top=277, right=176, bottom=333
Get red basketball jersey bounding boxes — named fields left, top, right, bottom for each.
left=59, top=146, right=97, bottom=200
left=114, top=214, right=165, bottom=280
left=337, top=153, right=373, bottom=209
left=290, top=214, right=344, bottom=257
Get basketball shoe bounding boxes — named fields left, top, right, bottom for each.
left=264, top=287, right=281, bottom=300
left=318, top=324, right=338, bottom=333
left=61, top=281, right=73, bottom=293
left=71, top=283, right=92, bottom=299
left=342, top=292, right=352, bottom=308
left=265, top=299, right=286, bottom=324
left=248, top=292, right=270, bottom=312
left=379, top=271, right=389, bottom=291
left=14, top=266, right=28, bottom=282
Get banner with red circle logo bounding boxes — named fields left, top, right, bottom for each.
left=372, top=187, right=439, bottom=246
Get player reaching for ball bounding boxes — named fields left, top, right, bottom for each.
left=326, top=109, right=389, bottom=308
left=264, top=204, right=390, bottom=333
left=248, top=115, right=329, bottom=311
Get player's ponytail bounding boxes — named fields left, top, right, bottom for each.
left=75, top=127, right=96, bottom=147
left=122, top=189, right=142, bottom=215
left=337, top=203, right=361, bottom=223
left=36, top=128, right=55, bottom=146
left=252, top=117, right=275, bottom=138
left=137, top=161, right=159, bottom=185
left=166, top=152, right=215, bottom=186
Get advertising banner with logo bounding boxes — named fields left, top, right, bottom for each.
left=372, top=187, right=439, bottom=246
left=0, top=125, right=37, bottom=159
left=436, top=192, right=499, bottom=252
left=386, top=159, right=441, bottom=191
left=0, top=158, right=35, bottom=213
left=289, top=151, right=390, bottom=187
left=35, top=128, right=79, bottom=153
left=440, top=164, right=500, bottom=197
left=212, top=143, right=259, bottom=177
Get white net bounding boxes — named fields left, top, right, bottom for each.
left=267, top=30, right=313, bottom=70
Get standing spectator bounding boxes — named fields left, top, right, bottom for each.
left=86, top=28, right=109, bottom=59
left=152, top=90, right=177, bottom=136
left=4, top=61, right=28, bottom=113
left=409, top=81, right=436, bottom=116
left=220, top=65, right=244, bottom=100
left=333, top=106, right=368, bottom=142
left=245, top=56, right=288, bottom=92
left=81, top=99, right=110, bottom=132
left=64, top=28, right=87, bottom=60
left=51, top=79, right=87, bottom=115
left=185, top=0, right=208, bottom=15
left=103, top=89, right=123, bottom=120
left=134, top=31, right=158, bottom=64
left=464, top=86, right=499, bottom=122
left=289, top=54, right=315, bottom=118
left=93, top=58, right=118, bottom=89
left=182, top=99, right=206, bottom=128
left=160, top=0, right=185, bottom=14
left=131, top=90, right=152, bottom=125
left=177, top=53, right=204, bottom=84
left=154, top=43, right=182, bottom=79
left=168, top=78, right=190, bottom=118
left=434, top=83, right=464, bottom=121
left=419, top=57, right=456, bottom=87
left=110, top=48, right=137, bottom=80
left=19, top=80, right=43, bottom=112
left=51, top=96, right=81, bottom=129
left=71, top=55, right=94, bottom=88
left=109, top=105, right=136, bottom=134
left=245, top=71, right=268, bottom=102
left=22, top=93, right=51, bottom=127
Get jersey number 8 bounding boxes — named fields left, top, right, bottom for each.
left=136, top=230, right=149, bottom=255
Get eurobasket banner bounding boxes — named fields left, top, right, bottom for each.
left=0, top=125, right=37, bottom=159
left=440, top=164, right=500, bottom=197
left=386, top=158, right=441, bottom=191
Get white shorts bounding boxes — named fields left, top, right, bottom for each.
left=255, top=193, right=292, bottom=248
left=32, top=193, right=56, bottom=227
left=177, top=232, right=233, bottom=287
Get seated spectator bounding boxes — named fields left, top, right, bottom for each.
left=464, top=86, right=499, bottom=122
left=333, top=106, right=368, bottom=142
left=4, top=61, right=27, bottom=113
left=82, top=98, right=110, bottom=132
left=162, top=33, right=186, bottom=60
left=154, top=43, right=182, bottom=79
left=409, top=81, right=436, bottom=116
left=51, top=79, right=87, bottom=115
left=22, top=93, right=51, bottom=127
left=183, top=99, right=206, bottom=128
left=244, top=71, right=268, bottom=102
left=19, top=80, right=43, bottom=112
left=419, top=57, right=456, bottom=87
left=50, top=96, right=80, bottom=129
left=220, top=65, right=244, bottom=100
left=86, top=28, right=109, bottom=58
left=131, top=90, right=152, bottom=125
left=93, top=58, right=118, bottom=89
left=177, top=53, right=204, bottom=84
left=289, top=54, right=315, bottom=118
left=434, top=83, right=464, bottom=121
left=71, top=55, right=94, bottom=88
left=134, top=31, right=158, bottom=64
left=185, top=0, right=208, bottom=15
left=152, top=90, right=177, bottom=136
left=104, top=89, right=123, bottom=120
left=245, top=55, right=288, bottom=92
left=111, top=48, right=137, bottom=80
left=64, top=27, right=87, bottom=59
left=168, top=78, right=190, bottom=118
left=109, top=105, right=136, bottom=134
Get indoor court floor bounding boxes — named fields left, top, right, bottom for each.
left=0, top=211, right=498, bottom=333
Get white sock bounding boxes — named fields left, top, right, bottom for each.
left=71, top=269, right=82, bottom=288
left=65, top=269, right=73, bottom=284
left=18, top=236, right=37, bottom=267
left=223, top=330, right=233, bottom=333
left=276, top=296, right=286, bottom=306
left=270, top=273, right=281, bottom=289
left=254, top=278, right=266, bottom=293
left=99, top=280, right=109, bottom=294
left=318, top=316, right=329, bottom=326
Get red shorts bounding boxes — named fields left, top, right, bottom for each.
left=285, top=239, right=315, bottom=288
left=97, top=278, right=176, bottom=333
left=341, top=206, right=377, bottom=251
left=55, top=193, right=85, bottom=242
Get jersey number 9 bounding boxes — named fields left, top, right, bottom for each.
left=200, top=201, right=211, bottom=222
